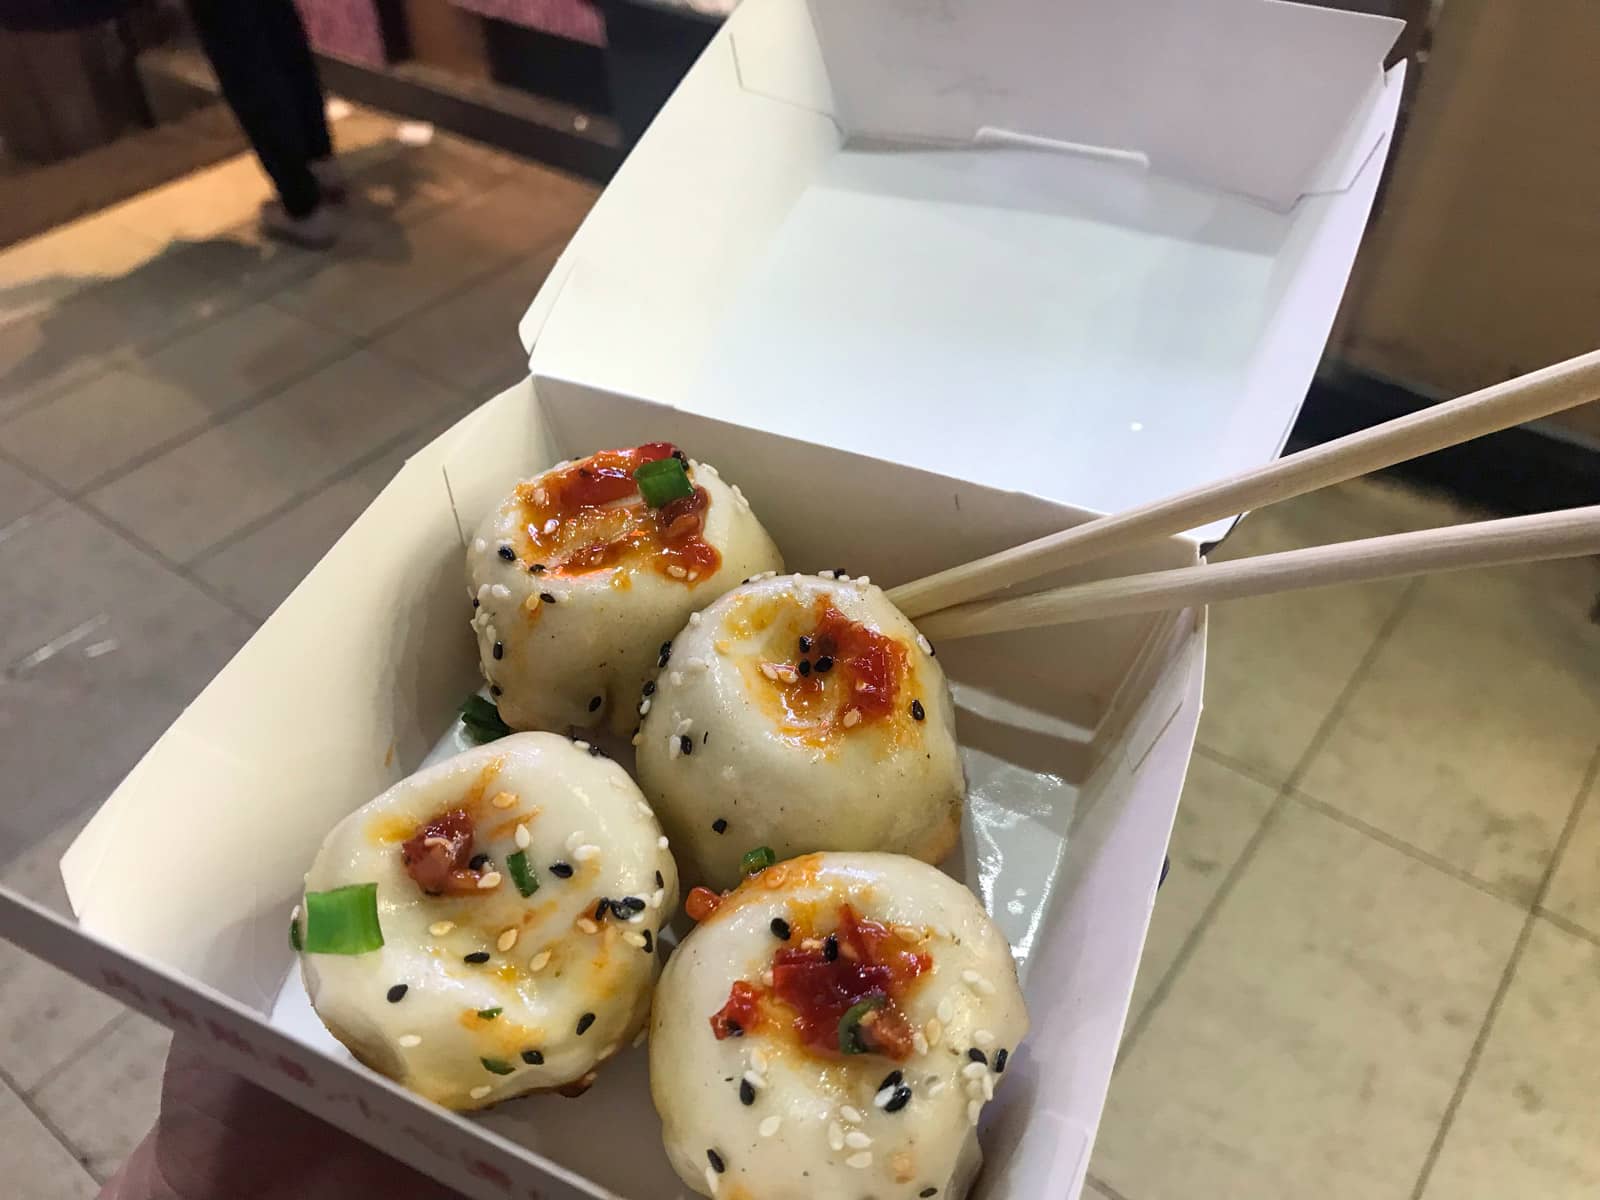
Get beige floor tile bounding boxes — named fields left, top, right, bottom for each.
left=1198, top=482, right=1425, bottom=785
left=1081, top=1181, right=1120, bottom=1200
left=0, top=944, right=123, bottom=1097
left=370, top=248, right=558, bottom=397
left=341, top=134, right=525, bottom=229
left=1421, top=919, right=1600, bottom=1198
left=84, top=349, right=461, bottom=562
left=1300, top=557, right=1600, bottom=904
left=32, top=1011, right=171, bottom=1182
left=1093, top=802, right=1522, bottom=1200
left=193, top=423, right=447, bottom=621
left=0, top=1079, right=97, bottom=1200
left=101, top=154, right=276, bottom=246
left=0, top=457, right=52, bottom=528
left=1125, top=752, right=1278, bottom=1032
left=0, top=211, right=166, bottom=325
left=1544, top=771, right=1600, bottom=936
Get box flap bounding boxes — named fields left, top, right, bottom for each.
left=732, top=0, right=1402, bottom=209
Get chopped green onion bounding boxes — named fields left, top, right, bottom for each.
left=837, top=994, right=887, bottom=1055
left=460, top=694, right=512, bottom=745
left=289, top=913, right=302, bottom=952
left=302, top=883, right=384, bottom=955
left=740, top=846, right=776, bottom=875
left=480, top=1057, right=515, bottom=1075
left=634, top=457, right=693, bottom=508
left=477, top=1007, right=503, bottom=1020
left=506, top=850, right=539, bottom=897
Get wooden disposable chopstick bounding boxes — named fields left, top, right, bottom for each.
left=916, top=505, right=1600, bottom=640
left=888, top=348, right=1600, bottom=620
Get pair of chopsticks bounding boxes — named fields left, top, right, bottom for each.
left=889, top=349, right=1600, bottom=641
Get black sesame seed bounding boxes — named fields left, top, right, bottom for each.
left=469, top=853, right=491, bottom=871
left=739, top=1078, right=756, bottom=1105
left=521, top=1049, right=544, bottom=1065
left=618, top=895, right=647, bottom=912
left=588, top=695, right=603, bottom=712
left=550, top=862, right=574, bottom=878
left=703, top=730, right=709, bottom=744
left=472, top=597, right=480, bottom=608
left=799, top=635, right=813, bottom=654
left=540, top=591, right=557, bottom=604
left=823, top=934, right=839, bottom=961
left=814, top=655, right=834, bottom=673
left=387, top=984, right=408, bottom=1003
left=642, top=680, right=656, bottom=697
left=655, top=870, right=665, bottom=888
left=498, top=545, right=515, bottom=561
left=770, top=917, right=791, bottom=940
left=672, top=449, right=688, bottom=463
left=967, top=1048, right=988, bottom=1065
left=921, top=1187, right=939, bottom=1197
left=706, top=1149, right=725, bottom=1174
left=589, top=743, right=603, bottom=756
left=797, top=659, right=811, bottom=677
left=658, top=641, right=672, bottom=667
left=464, top=951, right=490, bottom=964
left=576, top=1012, right=596, bottom=1036
left=643, top=929, right=654, bottom=953
left=724, top=1019, right=744, bottom=1037
left=680, top=734, right=693, bottom=756
left=885, top=1085, right=912, bottom=1113
left=595, top=898, right=612, bottom=921
left=492, top=641, right=504, bottom=660
left=994, top=1048, right=1009, bottom=1073
left=911, top=699, right=926, bottom=721
left=490, top=684, right=502, bottom=697
left=712, top=818, right=728, bottom=834
left=878, top=1070, right=904, bottom=1091
left=530, top=562, right=546, bottom=573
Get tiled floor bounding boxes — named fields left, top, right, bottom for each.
left=1, top=103, right=1598, bottom=1200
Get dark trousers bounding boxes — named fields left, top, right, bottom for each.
left=187, top=1, right=331, bottom=217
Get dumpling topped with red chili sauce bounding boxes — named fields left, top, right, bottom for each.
left=650, top=853, right=1028, bottom=1200
left=296, top=733, right=678, bottom=1110
left=635, top=573, right=963, bottom=888
left=466, top=445, right=783, bottom=736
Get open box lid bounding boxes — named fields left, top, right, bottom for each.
left=520, top=0, right=1404, bottom=546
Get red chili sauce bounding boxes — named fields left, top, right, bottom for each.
left=508, top=443, right=718, bottom=582
left=399, top=809, right=485, bottom=896
left=765, top=601, right=908, bottom=738
left=709, top=905, right=930, bottom=1060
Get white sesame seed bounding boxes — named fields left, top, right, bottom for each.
left=971, top=976, right=997, bottom=996
left=471, top=1085, right=493, bottom=1100
left=855, top=680, right=869, bottom=691
left=846, top=1129, right=873, bottom=1148
left=760, top=662, right=779, bottom=681
left=761, top=969, right=775, bottom=987
left=962, top=1061, right=988, bottom=1080
left=751, top=1047, right=769, bottom=1072
left=290, top=904, right=300, bottom=921
left=705, top=1167, right=720, bottom=1197
left=928, top=1078, right=947, bottom=1096
left=477, top=871, right=502, bottom=890
left=842, top=707, right=862, bottom=728
left=633, top=1027, right=649, bottom=1047
left=528, top=950, right=551, bottom=971
left=982, top=1072, right=995, bottom=1101
left=491, top=791, right=518, bottom=808
left=473, top=538, right=487, bottom=553
left=827, top=1122, right=845, bottom=1151
left=423, top=835, right=453, bottom=850
left=777, top=666, right=798, bottom=684
left=857, top=576, right=871, bottom=586
left=514, top=823, right=531, bottom=849
left=743, top=1070, right=765, bottom=1092
left=574, top=843, right=600, bottom=862
left=577, top=917, right=600, bottom=934
left=429, top=920, right=454, bottom=937
left=974, top=1029, right=996, bottom=1048
left=759, top=1115, right=781, bottom=1138
left=846, top=1152, right=873, bottom=1169
left=600, top=1041, right=618, bottom=1059
left=533, top=487, right=547, bottom=505
left=839, top=1105, right=863, bottom=1124
left=676, top=717, right=694, bottom=735
left=937, top=997, right=956, bottom=1024
left=543, top=518, right=559, bottom=534
left=638, top=697, right=652, bottom=715
left=648, top=888, right=665, bottom=909
left=491, top=584, right=511, bottom=600
left=688, top=571, right=699, bottom=582
left=574, top=740, right=590, bottom=751
left=497, top=928, right=519, bottom=952
left=670, top=670, right=684, bottom=686
left=912, top=1033, right=929, bottom=1056
left=668, top=735, right=681, bottom=760
left=623, top=931, right=647, bottom=948
left=686, top=656, right=709, bottom=672
left=873, top=1086, right=895, bottom=1109
left=689, top=611, right=703, bottom=626
left=398, top=1034, right=421, bottom=1048
left=631, top=732, right=642, bottom=746
left=917, top=633, right=933, bottom=654
left=967, top=1099, right=982, bottom=1125
left=658, top=835, right=669, bottom=849
left=925, top=1017, right=942, bottom=1046
left=667, top=565, right=688, bottom=579
left=566, top=831, right=586, bottom=853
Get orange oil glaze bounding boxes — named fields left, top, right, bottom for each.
left=506, top=443, right=719, bottom=584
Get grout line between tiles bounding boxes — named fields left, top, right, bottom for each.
left=0, top=1054, right=99, bottom=1182
left=26, top=1010, right=134, bottom=1102
left=1188, top=741, right=1289, bottom=793
left=1532, top=905, right=1600, bottom=952
left=1116, top=576, right=1424, bottom=1064
left=1085, top=1173, right=1134, bottom=1200
left=1291, top=791, right=1529, bottom=911
left=1406, top=738, right=1600, bottom=1200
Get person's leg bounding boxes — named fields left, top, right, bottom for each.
left=257, top=0, right=336, bottom=165
left=187, top=0, right=321, bottom=219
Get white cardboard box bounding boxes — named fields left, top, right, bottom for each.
left=0, top=3, right=1403, bottom=1197
left=522, top=0, right=1404, bottom=539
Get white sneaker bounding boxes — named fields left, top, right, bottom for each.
left=259, top=200, right=337, bottom=250
left=309, top=157, right=349, bottom=204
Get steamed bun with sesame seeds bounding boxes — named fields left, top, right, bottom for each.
left=466, top=443, right=783, bottom=736
left=635, top=572, right=964, bottom=889
left=295, top=733, right=678, bottom=1110
left=650, top=852, right=1028, bottom=1200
